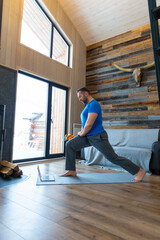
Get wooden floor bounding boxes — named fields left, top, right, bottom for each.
left=0, top=158, right=160, bottom=240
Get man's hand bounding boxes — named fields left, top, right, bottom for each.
left=78, top=130, right=85, bottom=137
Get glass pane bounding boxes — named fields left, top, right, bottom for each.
left=50, top=87, right=66, bottom=154
left=20, top=0, right=51, bottom=56
left=52, top=28, right=69, bottom=66
left=13, top=73, right=48, bottom=160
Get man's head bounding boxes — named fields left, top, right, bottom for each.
left=76, top=87, right=90, bottom=104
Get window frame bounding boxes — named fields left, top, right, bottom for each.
left=21, top=0, right=71, bottom=67
left=13, top=70, right=68, bottom=163
left=52, top=25, right=70, bottom=67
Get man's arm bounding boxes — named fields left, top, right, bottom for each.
left=78, top=112, right=98, bottom=137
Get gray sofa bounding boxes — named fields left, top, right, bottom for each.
left=81, top=129, right=160, bottom=174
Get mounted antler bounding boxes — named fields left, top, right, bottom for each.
left=113, top=62, right=155, bottom=87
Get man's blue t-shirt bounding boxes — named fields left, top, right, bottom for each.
left=80, top=99, right=104, bottom=136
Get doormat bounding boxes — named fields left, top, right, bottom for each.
left=0, top=175, right=29, bottom=188
left=36, top=172, right=145, bottom=185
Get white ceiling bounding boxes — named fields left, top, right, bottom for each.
left=59, top=0, right=160, bottom=46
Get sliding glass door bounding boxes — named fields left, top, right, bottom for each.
left=49, top=86, right=66, bottom=155
left=13, top=72, right=67, bottom=162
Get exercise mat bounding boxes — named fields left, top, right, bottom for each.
left=36, top=172, right=144, bottom=185
left=0, top=175, right=29, bottom=188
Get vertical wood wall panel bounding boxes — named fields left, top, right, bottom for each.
left=86, top=24, right=160, bottom=129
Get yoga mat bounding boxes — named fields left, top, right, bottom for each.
left=0, top=175, right=29, bottom=188
left=36, top=172, right=143, bottom=185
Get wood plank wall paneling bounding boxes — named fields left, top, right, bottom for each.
left=0, top=0, right=3, bottom=47
left=86, top=24, right=160, bottom=129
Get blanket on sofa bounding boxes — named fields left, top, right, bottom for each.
left=81, top=129, right=159, bottom=172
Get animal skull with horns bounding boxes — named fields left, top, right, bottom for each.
left=113, top=62, right=155, bottom=87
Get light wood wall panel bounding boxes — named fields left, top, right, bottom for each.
left=17, top=45, right=71, bottom=86
left=0, top=0, right=86, bottom=133
left=0, top=0, right=22, bottom=69
left=86, top=24, right=160, bottom=129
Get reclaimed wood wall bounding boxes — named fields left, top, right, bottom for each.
left=86, top=24, right=160, bottom=129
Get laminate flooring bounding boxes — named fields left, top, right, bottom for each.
left=0, top=158, right=160, bottom=240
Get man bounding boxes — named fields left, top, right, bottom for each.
left=61, top=87, right=146, bottom=182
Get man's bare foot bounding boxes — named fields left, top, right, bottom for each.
left=60, top=170, right=77, bottom=177
left=132, top=168, right=146, bottom=182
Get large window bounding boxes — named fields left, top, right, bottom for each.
left=13, top=72, right=68, bottom=162
left=13, top=73, right=48, bottom=160
left=20, top=0, right=70, bottom=66
left=21, top=0, right=51, bottom=56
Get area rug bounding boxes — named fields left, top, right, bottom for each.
left=36, top=172, right=145, bottom=185
left=0, top=175, right=29, bottom=188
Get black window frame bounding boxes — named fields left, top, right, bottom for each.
left=51, top=25, right=70, bottom=67
left=22, top=0, right=71, bottom=67
left=0, top=104, right=6, bottom=163
left=13, top=70, right=68, bottom=163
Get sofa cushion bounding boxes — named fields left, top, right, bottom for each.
left=106, top=129, right=159, bottom=149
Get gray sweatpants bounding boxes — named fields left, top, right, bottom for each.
left=65, top=131, right=140, bottom=175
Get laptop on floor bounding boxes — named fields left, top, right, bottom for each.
left=37, top=165, right=55, bottom=182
